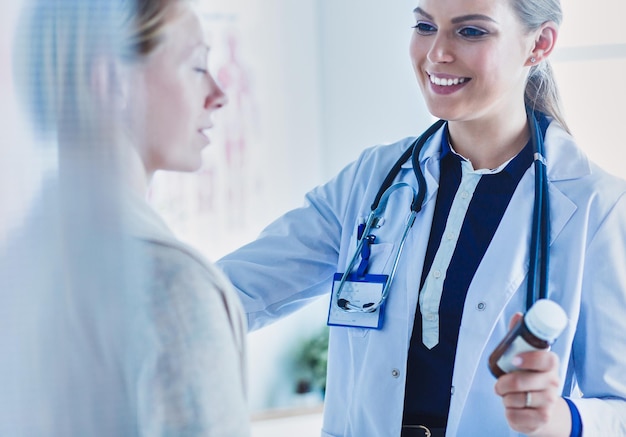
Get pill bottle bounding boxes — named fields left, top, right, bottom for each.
left=488, top=299, right=567, bottom=378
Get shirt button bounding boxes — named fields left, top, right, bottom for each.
left=461, top=191, right=469, bottom=199
left=391, top=369, right=400, bottom=378
left=476, top=302, right=486, bottom=311
left=446, top=232, right=455, bottom=240
left=425, top=313, right=436, bottom=322
left=433, top=269, right=442, bottom=279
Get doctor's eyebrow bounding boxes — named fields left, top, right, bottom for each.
left=413, top=7, right=433, bottom=18
left=412, top=7, right=498, bottom=24
left=451, top=14, right=497, bottom=24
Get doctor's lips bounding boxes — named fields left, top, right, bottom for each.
left=428, top=72, right=471, bottom=87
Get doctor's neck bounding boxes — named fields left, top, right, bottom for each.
left=446, top=103, right=530, bottom=171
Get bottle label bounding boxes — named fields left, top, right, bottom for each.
left=496, top=336, right=544, bottom=373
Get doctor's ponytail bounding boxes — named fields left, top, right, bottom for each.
left=512, top=0, right=570, bottom=134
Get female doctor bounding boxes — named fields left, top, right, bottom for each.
left=218, top=0, right=626, bottom=435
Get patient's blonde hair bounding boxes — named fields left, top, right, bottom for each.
left=15, top=0, right=188, bottom=135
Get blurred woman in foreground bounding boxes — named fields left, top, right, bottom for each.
left=3, top=0, right=249, bottom=435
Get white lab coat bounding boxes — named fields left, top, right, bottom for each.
left=218, top=121, right=626, bottom=436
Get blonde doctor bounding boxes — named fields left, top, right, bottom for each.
left=219, top=0, right=626, bottom=435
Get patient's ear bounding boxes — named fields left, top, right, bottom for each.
left=90, top=56, right=129, bottom=111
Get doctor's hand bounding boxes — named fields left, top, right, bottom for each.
left=494, top=314, right=572, bottom=437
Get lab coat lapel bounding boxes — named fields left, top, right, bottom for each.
left=402, top=128, right=444, bottom=330
left=400, top=124, right=444, bottom=209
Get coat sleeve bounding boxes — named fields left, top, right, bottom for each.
left=569, top=192, right=626, bottom=434
left=217, top=150, right=372, bottom=331
left=137, top=247, right=250, bottom=437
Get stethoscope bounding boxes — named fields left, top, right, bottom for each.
left=336, top=107, right=550, bottom=313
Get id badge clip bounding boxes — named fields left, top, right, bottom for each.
left=327, top=273, right=388, bottom=329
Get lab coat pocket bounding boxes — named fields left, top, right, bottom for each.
left=345, top=242, right=393, bottom=338
left=348, top=327, right=370, bottom=337
left=363, top=242, right=394, bottom=273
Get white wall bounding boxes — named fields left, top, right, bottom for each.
left=551, top=0, right=626, bottom=179
left=317, top=0, right=432, bottom=178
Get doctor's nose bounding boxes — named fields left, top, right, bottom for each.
left=427, top=35, right=455, bottom=64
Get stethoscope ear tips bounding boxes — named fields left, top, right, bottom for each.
left=338, top=298, right=377, bottom=312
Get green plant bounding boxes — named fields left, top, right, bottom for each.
left=292, top=325, right=329, bottom=395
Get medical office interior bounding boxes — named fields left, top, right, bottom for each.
left=1, top=0, right=625, bottom=436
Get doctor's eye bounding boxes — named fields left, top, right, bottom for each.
left=412, top=21, right=437, bottom=35
left=458, top=26, right=488, bottom=38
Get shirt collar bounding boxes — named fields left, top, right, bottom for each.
left=438, top=113, right=550, bottom=179
left=400, top=114, right=591, bottom=182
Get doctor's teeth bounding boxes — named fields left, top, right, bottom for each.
left=430, top=76, right=466, bottom=86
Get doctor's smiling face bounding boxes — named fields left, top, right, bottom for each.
left=409, top=0, right=542, bottom=124
left=125, top=1, right=227, bottom=177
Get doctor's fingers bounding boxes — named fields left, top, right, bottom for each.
left=494, top=364, right=560, bottom=397
left=499, top=386, right=564, bottom=435
left=501, top=389, right=559, bottom=410
left=511, top=349, right=560, bottom=373
left=503, top=401, right=554, bottom=436
left=507, top=312, right=523, bottom=330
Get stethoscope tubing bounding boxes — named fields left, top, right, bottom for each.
left=527, top=107, right=550, bottom=309
left=370, top=119, right=446, bottom=213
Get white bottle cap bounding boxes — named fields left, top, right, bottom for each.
left=525, top=299, right=568, bottom=342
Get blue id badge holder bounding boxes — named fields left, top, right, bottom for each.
left=327, top=273, right=387, bottom=329
left=327, top=183, right=418, bottom=330
left=327, top=224, right=388, bottom=329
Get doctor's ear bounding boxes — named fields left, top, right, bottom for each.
left=526, top=21, right=558, bottom=66
left=90, top=56, right=130, bottom=111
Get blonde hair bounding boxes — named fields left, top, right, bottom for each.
left=125, top=0, right=183, bottom=58
left=511, top=0, right=570, bottom=133
left=15, top=0, right=185, bottom=135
